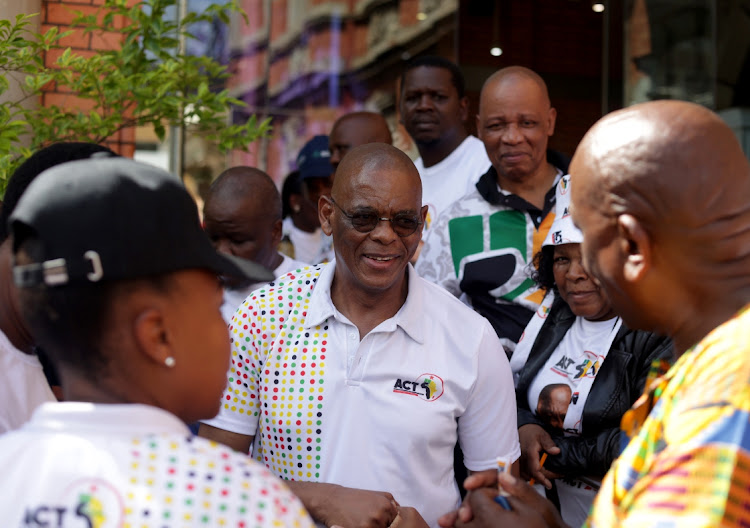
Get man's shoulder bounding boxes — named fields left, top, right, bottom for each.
left=254, top=263, right=326, bottom=299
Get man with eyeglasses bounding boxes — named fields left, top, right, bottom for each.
left=200, top=143, right=520, bottom=528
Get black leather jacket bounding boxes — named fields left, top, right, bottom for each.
left=515, top=297, right=673, bottom=478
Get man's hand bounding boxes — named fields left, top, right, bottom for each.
left=519, top=424, right=562, bottom=489
left=291, top=482, right=399, bottom=528
left=438, top=473, right=568, bottom=528
left=389, top=507, right=430, bottom=528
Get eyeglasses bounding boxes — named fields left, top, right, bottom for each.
left=329, top=197, right=422, bottom=237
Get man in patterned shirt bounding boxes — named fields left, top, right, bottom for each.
left=437, top=102, right=750, bottom=528
left=416, top=66, right=568, bottom=354
left=200, top=143, right=521, bottom=528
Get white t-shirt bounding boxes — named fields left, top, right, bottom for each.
left=0, top=402, right=313, bottom=528
left=415, top=135, right=491, bottom=231
left=221, top=253, right=307, bottom=324
left=527, top=316, right=619, bottom=528
left=282, top=217, right=328, bottom=265
left=527, top=317, right=618, bottom=422
left=0, top=328, right=56, bottom=433
left=205, top=262, right=520, bottom=528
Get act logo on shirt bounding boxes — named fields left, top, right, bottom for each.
left=393, top=373, right=444, bottom=401
left=23, top=479, right=123, bottom=528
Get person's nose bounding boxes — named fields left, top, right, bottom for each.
left=501, top=122, right=523, bottom=145
left=416, top=94, right=434, bottom=111
left=567, top=257, right=588, bottom=281
left=369, top=217, right=399, bottom=243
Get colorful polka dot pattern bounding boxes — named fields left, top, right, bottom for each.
left=121, top=434, right=312, bottom=528
left=225, top=266, right=328, bottom=481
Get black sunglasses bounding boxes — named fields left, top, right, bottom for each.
left=329, top=197, right=422, bottom=237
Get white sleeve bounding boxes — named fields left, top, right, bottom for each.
left=458, top=319, right=521, bottom=470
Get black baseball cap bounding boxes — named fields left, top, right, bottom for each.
left=10, top=157, right=275, bottom=287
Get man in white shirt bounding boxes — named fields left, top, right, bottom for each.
left=203, top=166, right=306, bottom=323
left=200, top=143, right=520, bottom=528
left=399, top=56, right=491, bottom=232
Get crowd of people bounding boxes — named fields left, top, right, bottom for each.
left=1, top=55, right=749, bottom=528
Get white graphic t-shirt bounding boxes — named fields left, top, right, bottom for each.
left=527, top=315, right=620, bottom=528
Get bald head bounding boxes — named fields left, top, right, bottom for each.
left=208, top=166, right=281, bottom=220
left=573, top=100, right=750, bottom=253
left=329, top=112, right=393, bottom=170
left=203, top=166, right=283, bottom=272
left=480, top=66, right=551, bottom=114
left=331, top=143, right=421, bottom=200
left=570, top=100, right=750, bottom=349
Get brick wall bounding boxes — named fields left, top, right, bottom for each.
left=41, top=0, right=135, bottom=157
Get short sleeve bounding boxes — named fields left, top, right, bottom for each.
left=202, top=299, right=265, bottom=436
left=458, top=320, right=521, bottom=470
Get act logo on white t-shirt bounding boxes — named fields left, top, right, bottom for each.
left=392, top=373, right=445, bottom=401
left=25, top=478, right=123, bottom=528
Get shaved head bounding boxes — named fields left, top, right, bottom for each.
left=203, top=166, right=283, bottom=274
left=570, top=100, right=750, bottom=351
left=574, top=101, right=750, bottom=262
left=479, top=66, right=552, bottom=115
left=208, top=166, right=281, bottom=220
left=332, top=143, right=421, bottom=200
left=329, top=112, right=393, bottom=170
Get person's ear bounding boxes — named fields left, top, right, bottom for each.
left=475, top=114, right=483, bottom=141
left=133, top=307, right=174, bottom=368
left=618, top=214, right=650, bottom=284
left=319, top=195, right=335, bottom=236
left=547, top=107, right=557, bottom=137
left=419, top=205, right=429, bottom=229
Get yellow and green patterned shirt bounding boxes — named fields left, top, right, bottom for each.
left=586, top=305, right=750, bottom=527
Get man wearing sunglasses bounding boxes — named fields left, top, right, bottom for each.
left=200, top=143, right=520, bottom=528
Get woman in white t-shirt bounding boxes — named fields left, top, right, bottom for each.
left=0, top=158, right=314, bottom=528
left=509, top=176, right=672, bottom=527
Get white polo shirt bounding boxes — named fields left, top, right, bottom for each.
left=0, top=402, right=313, bottom=528
left=205, top=262, right=520, bottom=528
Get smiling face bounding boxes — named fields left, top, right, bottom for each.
left=552, top=243, right=615, bottom=321
left=321, top=145, right=427, bottom=299
left=399, top=66, right=468, bottom=148
left=477, top=73, right=556, bottom=184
